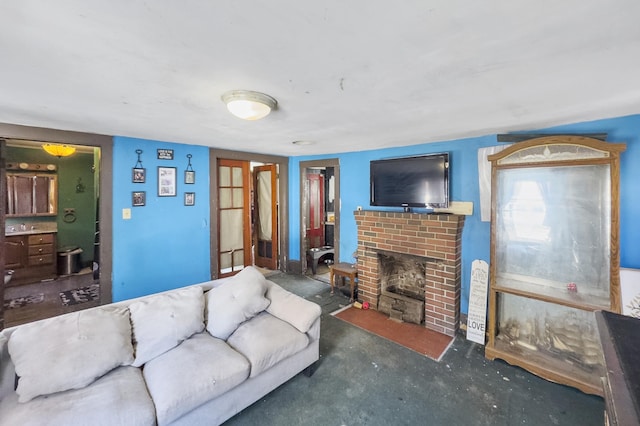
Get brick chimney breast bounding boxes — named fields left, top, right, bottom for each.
left=354, top=210, right=465, bottom=336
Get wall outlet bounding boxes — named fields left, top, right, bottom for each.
left=122, top=208, right=131, bottom=220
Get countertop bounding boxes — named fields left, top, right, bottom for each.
left=5, top=223, right=58, bottom=236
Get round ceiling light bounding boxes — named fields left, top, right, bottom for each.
left=221, top=90, right=277, bottom=120
left=42, top=143, right=76, bottom=158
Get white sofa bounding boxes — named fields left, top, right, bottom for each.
left=0, top=267, right=322, bottom=426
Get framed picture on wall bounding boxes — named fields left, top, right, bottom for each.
left=132, top=167, right=146, bottom=183
left=184, top=192, right=195, bottom=206
left=158, top=167, right=177, bottom=197
left=185, top=170, right=195, bottom=184
left=132, top=191, right=146, bottom=207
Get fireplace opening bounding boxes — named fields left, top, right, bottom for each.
left=378, top=252, right=429, bottom=325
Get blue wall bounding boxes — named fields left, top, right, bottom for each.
left=112, top=137, right=211, bottom=301
left=288, top=114, right=640, bottom=315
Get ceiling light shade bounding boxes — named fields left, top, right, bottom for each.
left=221, top=90, right=277, bottom=120
left=42, top=143, right=76, bottom=158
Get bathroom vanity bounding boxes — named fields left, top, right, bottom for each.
left=4, top=163, right=59, bottom=286
left=5, top=229, right=57, bottom=287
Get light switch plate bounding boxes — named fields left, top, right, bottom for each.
left=122, top=208, right=131, bottom=220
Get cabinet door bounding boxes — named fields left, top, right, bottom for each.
left=12, top=175, right=34, bottom=215
left=5, top=236, right=25, bottom=269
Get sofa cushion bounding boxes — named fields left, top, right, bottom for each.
left=8, top=307, right=133, bottom=403
left=206, top=266, right=270, bottom=340
left=228, top=312, right=310, bottom=378
left=266, top=280, right=322, bottom=333
left=143, top=332, right=251, bottom=425
left=0, top=366, right=155, bottom=426
left=129, top=285, right=205, bottom=367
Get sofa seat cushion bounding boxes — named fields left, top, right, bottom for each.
left=228, top=312, right=310, bottom=378
left=129, top=285, right=205, bottom=366
left=143, top=332, right=250, bottom=426
left=8, top=307, right=134, bottom=402
left=0, top=366, right=155, bottom=426
left=206, top=266, right=270, bottom=340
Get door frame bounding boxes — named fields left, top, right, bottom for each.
left=0, top=122, right=113, bottom=330
left=209, top=148, right=289, bottom=279
left=299, top=158, right=340, bottom=274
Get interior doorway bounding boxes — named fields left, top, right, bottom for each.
left=299, top=159, right=340, bottom=280
left=0, top=131, right=112, bottom=330
left=209, top=149, right=288, bottom=279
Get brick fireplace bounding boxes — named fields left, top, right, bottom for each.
left=354, top=210, right=465, bottom=336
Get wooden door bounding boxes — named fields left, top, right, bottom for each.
left=253, top=164, right=278, bottom=270
left=217, top=159, right=251, bottom=277
left=306, top=172, right=324, bottom=248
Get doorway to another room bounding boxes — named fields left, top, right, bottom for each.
left=300, top=159, right=340, bottom=283
left=210, top=150, right=288, bottom=280
left=1, top=137, right=110, bottom=328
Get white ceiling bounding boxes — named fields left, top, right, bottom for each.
left=1, top=1, right=640, bottom=156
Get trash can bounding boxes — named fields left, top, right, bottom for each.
left=57, top=246, right=83, bottom=275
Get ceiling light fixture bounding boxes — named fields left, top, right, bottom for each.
left=221, top=90, right=277, bottom=120
left=42, top=143, right=76, bottom=158
left=292, top=140, right=315, bottom=146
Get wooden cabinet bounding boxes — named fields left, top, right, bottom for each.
left=5, top=236, right=25, bottom=270
left=4, top=233, right=57, bottom=286
left=5, top=172, right=57, bottom=216
left=485, top=136, right=626, bottom=395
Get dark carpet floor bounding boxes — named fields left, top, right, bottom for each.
left=225, top=272, right=604, bottom=426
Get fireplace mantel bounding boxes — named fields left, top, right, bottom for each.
left=354, top=210, right=465, bottom=336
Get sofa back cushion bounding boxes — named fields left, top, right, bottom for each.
left=8, top=307, right=134, bottom=402
left=206, top=266, right=270, bottom=340
left=129, top=285, right=205, bottom=367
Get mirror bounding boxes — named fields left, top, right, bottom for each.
left=5, top=173, right=58, bottom=216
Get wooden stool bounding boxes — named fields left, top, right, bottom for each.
left=330, top=262, right=358, bottom=302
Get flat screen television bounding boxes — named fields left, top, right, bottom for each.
left=370, top=153, right=449, bottom=209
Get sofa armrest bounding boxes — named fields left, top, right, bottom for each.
left=306, top=316, right=321, bottom=342
left=265, top=280, right=322, bottom=334
left=0, top=332, right=16, bottom=401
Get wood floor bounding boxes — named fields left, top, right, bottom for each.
left=3, top=268, right=100, bottom=328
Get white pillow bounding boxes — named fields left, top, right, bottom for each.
left=129, top=285, right=205, bottom=367
left=206, top=266, right=270, bottom=340
left=265, top=281, right=322, bottom=333
left=8, top=307, right=134, bottom=403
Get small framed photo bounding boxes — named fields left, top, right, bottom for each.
left=132, top=168, right=146, bottom=183
left=132, top=191, right=146, bottom=207
left=185, top=170, right=195, bottom=184
left=158, top=166, right=177, bottom=197
left=184, top=192, right=195, bottom=206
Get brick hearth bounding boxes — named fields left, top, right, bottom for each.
left=354, top=210, right=465, bottom=336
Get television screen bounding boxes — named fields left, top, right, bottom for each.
left=370, top=153, right=449, bottom=208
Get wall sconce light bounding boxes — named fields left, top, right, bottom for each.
left=221, top=90, right=277, bottom=120
left=42, top=143, right=76, bottom=158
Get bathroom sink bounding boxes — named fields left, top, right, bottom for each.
left=5, top=222, right=57, bottom=236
